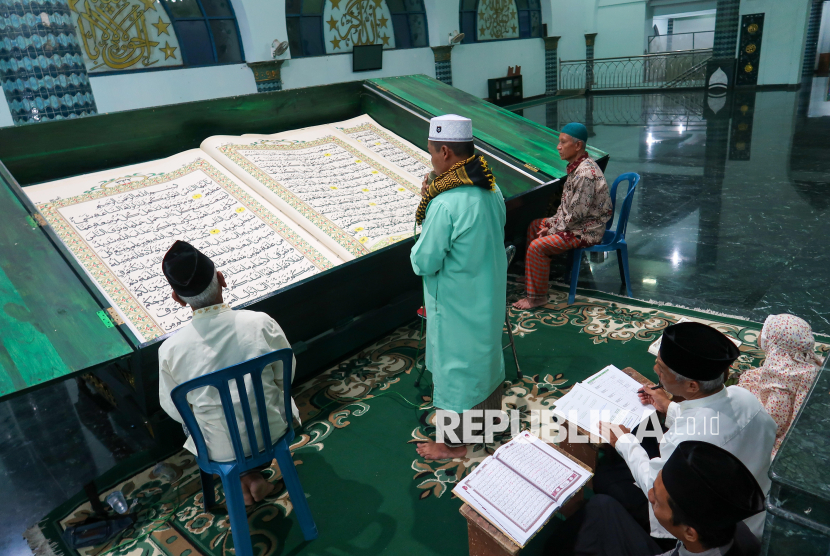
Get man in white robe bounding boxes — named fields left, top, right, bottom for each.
left=599, top=322, right=776, bottom=543
left=158, top=240, right=295, bottom=505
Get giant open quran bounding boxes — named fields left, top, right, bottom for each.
left=24, top=115, right=432, bottom=344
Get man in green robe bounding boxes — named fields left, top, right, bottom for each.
left=411, top=114, right=507, bottom=461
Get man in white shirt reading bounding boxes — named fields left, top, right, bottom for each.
left=158, top=240, right=296, bottom=505
left=598, top=322, right=776, bottom=543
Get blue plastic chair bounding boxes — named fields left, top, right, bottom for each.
left=171, top=349, right=318, bottom=556
left=567, top=172, right=640, bottom=305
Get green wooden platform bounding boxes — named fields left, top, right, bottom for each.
left=0, top=170, right=132, bottom=398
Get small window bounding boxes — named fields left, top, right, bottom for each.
left=287, top=0, right=429, bottom=58
left=160, top=0, right=244, bottom=65
left=388, top=0, right=428, bottom=49
left=459, top=0, right=542, bottom=43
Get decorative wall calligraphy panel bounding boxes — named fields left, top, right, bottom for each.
left=68, top=0, right=183, bottom=72
left=26, top=152, right=339, bottom=343
left=477, top=0, right=519, bottom=41
left=323, top=0, right=396, bottom=54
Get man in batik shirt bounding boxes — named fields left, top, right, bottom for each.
left=513, top=122, right=613, bottom=310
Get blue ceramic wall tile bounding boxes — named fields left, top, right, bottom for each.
left=0, top=0, right=96, bottom=124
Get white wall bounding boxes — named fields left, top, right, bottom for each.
left=0, top=99, right=12, bottom=127
left=672, top=14, right=715, bottom=33
left=281, top=48, right=436, bottom=90
left=452, top=39, right=546, bottom=98
left=548, top=0, right=591, bottom=61
left=739, top=0, right=812, bottom=85
left=549, top=0, right=650, bottom=60
left=595, top=1, right=648, bottom=58
left=817, top=1, right=830, bottom=60
left=90, top=64, right=257, bottom=113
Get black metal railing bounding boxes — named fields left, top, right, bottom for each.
left=559, top=49, right=712, bottom=91
left=648, top=31, right=714, bottom=53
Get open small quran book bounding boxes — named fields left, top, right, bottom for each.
left=552, top=365, right=657, bottom=442
left=452, top=430, right=592, bottom=548
left=23, top=115, right=430, bottom=345
left=647, top=317, right=742, bottom=356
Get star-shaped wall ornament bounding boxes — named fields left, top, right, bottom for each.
left=378, top=15, right=388, bottom=28
left=372, top=0, right=383, bottom=7
left=138, top=0, right=156, bottom=12
left=327, top=15, right=338, bottom=30
left=381, top=34, right=390, bottom=46
left=159, top=41, right=177, bottom=59
left=331, top=37, right=342, bottom=50
left=511, top=24, right=517, bottom=34
left=152, top=17, right=170, bottom=36
left=330, top=0, right=341, bottom=8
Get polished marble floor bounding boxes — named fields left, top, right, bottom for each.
left=0, top=379, right=155, bottom=556
left=517, top=82, right=830, bottom=335
left=4, top=83, right=830, bottom=556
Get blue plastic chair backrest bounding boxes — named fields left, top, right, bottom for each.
left=607, top=172, right=640, bottom=242
left=171, top=349, right=294, bottom=470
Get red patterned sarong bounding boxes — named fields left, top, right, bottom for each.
left=523, top=218, right=584, bottom=301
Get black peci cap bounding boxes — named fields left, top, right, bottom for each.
left=161, top=240, right=215, bottom=297
left=659, top=322, right=740, bottom=381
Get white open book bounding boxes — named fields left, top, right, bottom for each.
left=452, top=430, right=592, bottom=547
left=23, top=115, right=430, bottom=344
left=552, top=365, right=657, bottom=442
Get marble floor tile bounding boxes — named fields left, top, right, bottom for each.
left=518, top=85, right=830, bottom=335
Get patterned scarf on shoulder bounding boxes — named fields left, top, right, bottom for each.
left=415, top=155, right=496, bottom=225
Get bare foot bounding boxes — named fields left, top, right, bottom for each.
left=240, top=475, right=255, bottom=506
left=416, top=442, right=467, bottom=461
left=249, top=474, right=276, bottom=502
left=512, top=297, right=548, bottom=310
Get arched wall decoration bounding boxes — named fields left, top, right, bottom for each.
left=68, top=0, right=183, bottom=72
left=477, top=0, right=519, bottom=41
left=324, top=0, right=396, bottom=53
left=286, top=0, right=427, bottom=58
left=459, top=0, right=542, bottom=44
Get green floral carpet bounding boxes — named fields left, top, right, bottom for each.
left=32, top=281, right=829, bottom=556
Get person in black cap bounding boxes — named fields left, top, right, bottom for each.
left=157, top=240, right=297, bottom=505
left=595, top=322, right=776, bottom=543
left=556, top=441, right=765, bottom=556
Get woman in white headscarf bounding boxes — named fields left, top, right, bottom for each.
left=738, top=314, right=824, bottom=458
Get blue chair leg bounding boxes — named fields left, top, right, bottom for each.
left=618, top=245, right=633, bottom=297
left=275, top=443, right=319, bottom=541
left=616, top=248, right=626, bottom=284
left=200, top=470, right=216, bottom=510
left=568, top=249, right=583, bottom=305
left=221, top=474, right=254, bottom=556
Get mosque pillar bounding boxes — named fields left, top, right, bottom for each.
left=543, top=36, right=560, bottom=96
left=584, top=33, right=597, bottom=91
left=705, top=0, right=740, bottom=92
left=247, top=60, right=285, bottom=93
left=431, top=45, right=453, bottom=86
left=0, top=0, right=97, bottom=125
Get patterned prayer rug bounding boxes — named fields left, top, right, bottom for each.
left=29, top=280, right=829, bottom=556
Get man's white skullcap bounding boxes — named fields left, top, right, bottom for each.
left=429, top=114, right=473, bottom=142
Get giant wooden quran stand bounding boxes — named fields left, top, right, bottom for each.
left=459, top=367, right=653, bottom=556
left=0, top=75, right=609, bottom=439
